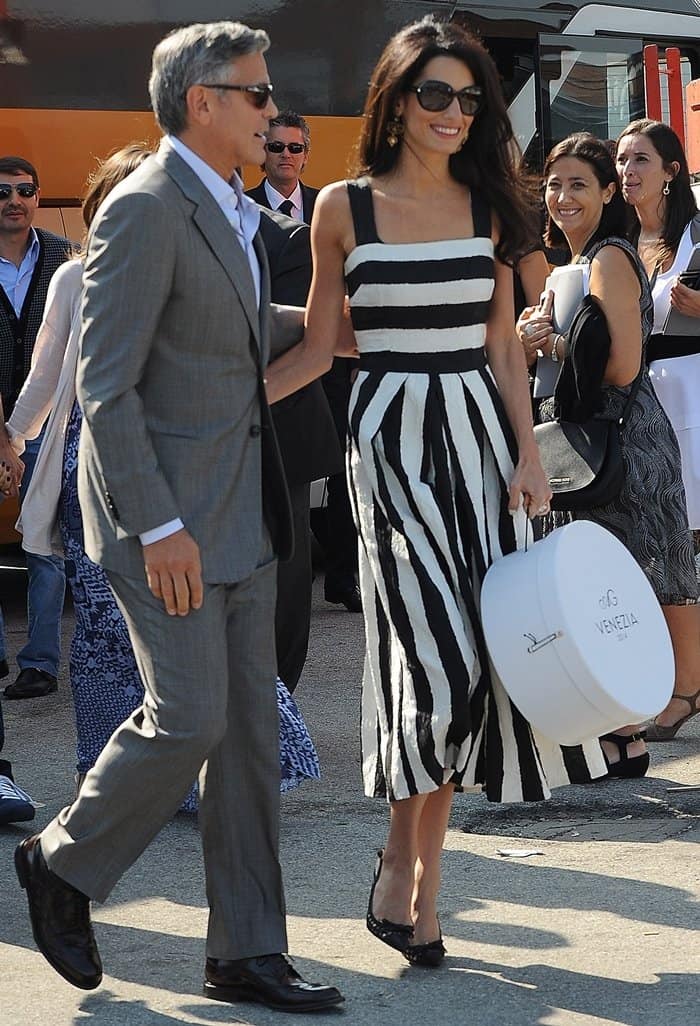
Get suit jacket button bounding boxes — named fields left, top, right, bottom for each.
left=249, top=424, right=261, bottom=437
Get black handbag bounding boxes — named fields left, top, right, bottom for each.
left=534, top=369, right=643, bottom=512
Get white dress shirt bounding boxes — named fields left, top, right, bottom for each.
left=264, top=179, right=304, bottom=222
left=141, top=136, right=263, bottom=546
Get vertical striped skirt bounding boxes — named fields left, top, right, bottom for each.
left=348, top=357, right=607, bottom=803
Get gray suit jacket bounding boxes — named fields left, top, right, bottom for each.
left=76, top=138, right=292, bottom=583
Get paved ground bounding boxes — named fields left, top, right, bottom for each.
left=0, top=561, right=698, bottom=1026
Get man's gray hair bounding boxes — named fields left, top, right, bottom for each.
left=149, top=21, right=270, bottom=136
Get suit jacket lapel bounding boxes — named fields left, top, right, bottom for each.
left=301, top=183, right=317, bottom=224
left=157, top=141, right=262, bottom=352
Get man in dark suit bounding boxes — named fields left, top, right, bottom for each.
left=246, top=110, right=318, bottom=222
left=258, top=206, right=342, bottom=691
left=248, top=117, right=361, bottom=614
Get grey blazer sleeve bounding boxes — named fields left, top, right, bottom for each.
left=76, top=190, right=181, bottom=536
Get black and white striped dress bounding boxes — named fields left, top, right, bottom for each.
left=344, top=178, right=606, bottom=803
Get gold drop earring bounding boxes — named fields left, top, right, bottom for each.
left=387, top=113, right=404, bottom=147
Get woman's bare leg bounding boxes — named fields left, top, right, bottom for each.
left=411, top=783, right=454, bottom=944
left=654, top=604, right=700, bottom=727
left=371, top=793, right=428, bottom=926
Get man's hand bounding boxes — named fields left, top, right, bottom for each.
left=143, top=528, right=203, bottom=616
left=335, top=296, right=359, bottom=357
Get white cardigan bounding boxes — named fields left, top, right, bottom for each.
left=6, top=259, right=83, bottom=557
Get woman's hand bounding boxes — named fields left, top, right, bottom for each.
left=516, top=292, right=554, bottom=365
left=509, top=449, right=552, bottom=520
left=0, top=428, right=23, bottom=496
left=335, top=296, right=359, bottom=357
left=670, top=280, right=700, bottom=318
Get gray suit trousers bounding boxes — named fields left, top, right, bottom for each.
left=40, top=558, right=287, bottom=960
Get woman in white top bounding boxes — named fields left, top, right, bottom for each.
left=616, top=118, right=700, bottom=740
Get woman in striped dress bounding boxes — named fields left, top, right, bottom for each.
left=265, top=17, right=607, bottom=967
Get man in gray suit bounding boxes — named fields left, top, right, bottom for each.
left=14, top=21, right=343, bottom=1015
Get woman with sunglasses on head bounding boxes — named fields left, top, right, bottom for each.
left=615, top=119, right=700, bottom=741
left=265, top=16, right=607, bottom=968
left=3, top=146, right=320, bottom=806
left=534, top=132, right=698, bottom=772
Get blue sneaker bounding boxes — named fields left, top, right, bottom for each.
left=0, top=760, right=35, bottom=824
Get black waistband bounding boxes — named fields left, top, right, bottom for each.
left=359, top=348, right=487, bottom=374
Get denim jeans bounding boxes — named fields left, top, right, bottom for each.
left=17, top=432, right=65, bottom=677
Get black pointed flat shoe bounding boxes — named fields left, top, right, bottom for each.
left=404, top=936, right=446, bottom=968
left=366, top=849, right=413, bottom=953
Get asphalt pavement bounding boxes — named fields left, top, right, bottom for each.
left=0, top=562, right=698, bottom=1026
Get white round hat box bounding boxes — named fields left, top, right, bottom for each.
left=480, top=520, right=674, bottom=745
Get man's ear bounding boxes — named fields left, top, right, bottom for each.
left=185, top=84, right=212, bottom=126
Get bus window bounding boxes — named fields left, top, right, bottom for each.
left=537, top=35, right=645, bottom=165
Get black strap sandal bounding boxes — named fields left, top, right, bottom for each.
left=600, top=730, right=650, bottom=779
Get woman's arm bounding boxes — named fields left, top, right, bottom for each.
left=588, top=246, right=642, bottom=386
left=265, top=183, right=352, bottom=404
left=485, top=255, right=551, bottom=516
left=6, top=260, right=82, bottom=446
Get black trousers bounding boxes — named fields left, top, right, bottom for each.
left=275, top=480, right=312, bottom=693
left=321, top=358, right=358, bottom=587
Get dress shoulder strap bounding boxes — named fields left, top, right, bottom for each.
left=585, top=236, right=650, bottom=296
left=346, top=176, right=381, bottom=247
left=470, top=188, right=492, bottom=239
left=689, top=213, right=700, bottom=247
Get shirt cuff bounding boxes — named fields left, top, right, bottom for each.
left=139, top=518, right=184, bottom=546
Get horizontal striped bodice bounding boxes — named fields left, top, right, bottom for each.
left=344, top=177, right=495, bottom=357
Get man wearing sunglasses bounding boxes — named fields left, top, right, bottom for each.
left=246, top=111, right=318, bottom=223
left=249, top=114, right=362, bottom=615
left=0, top=156, right=68, bottom=702
left=14, top=21, right=343, bottom=1015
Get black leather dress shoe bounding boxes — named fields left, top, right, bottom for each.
left=4, top=667, right=57, bottom=699
left=204, top=954, right=344, bottom=1013
left=324, top=578, right=362, bottom=613
left=14, top=835, right=102, bottom=990
left=0, top=657, right=9, bottom=679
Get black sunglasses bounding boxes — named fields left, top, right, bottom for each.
left=197, top=82, right=274, bottom=109
left=408, top=80, right=483, bottom=116
left=265, top=140, right=306, bottom=154
left=0, top=182, right=38, bottom=200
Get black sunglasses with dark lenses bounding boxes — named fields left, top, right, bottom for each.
left=409, top=80, right=483, bottom=116
left=198, top=82, right=274, bottom=108
left=0, top=182, right=38, bottom=200
left=265, top=141, right=306, bottom=154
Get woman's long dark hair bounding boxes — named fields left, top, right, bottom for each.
left=354, top=16, right=538, bottom=263
left=543, top=132, right=627, bottom=253
left=616, top=118, right=697, bottom=266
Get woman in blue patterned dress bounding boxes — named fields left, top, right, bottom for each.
left=5, top=145, right=319, bottom=803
